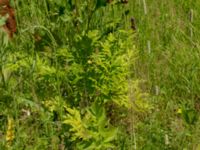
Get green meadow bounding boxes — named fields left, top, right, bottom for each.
left=0, top=0, right=200, bottom=149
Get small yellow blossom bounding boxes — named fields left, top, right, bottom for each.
left=6, top=116, right=15, bottom=146
left=177, top=108, right=182, bottom=114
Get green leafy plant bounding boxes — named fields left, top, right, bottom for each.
left=0, top=0, right=174, bottom=149
left=63, top=102, right=117, bottom=149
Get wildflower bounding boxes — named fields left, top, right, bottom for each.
left=177, top=108, right=182, bottom=114
left=6, top=116, right=15, bottom=147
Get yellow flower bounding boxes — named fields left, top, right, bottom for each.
left=177, top=108, right=182, bottom=114
left=6, top=116, right=15, bottom=146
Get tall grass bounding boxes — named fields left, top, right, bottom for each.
left=130, top=0, right=200, bottom=149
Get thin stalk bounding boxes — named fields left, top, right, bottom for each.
left=0, top=65, right=6, bottom=88
left=142, top=0, right=147, bottom=15
left=147, top=40, right=151, bottom=54
left=189, top=9, right=193, bottom=39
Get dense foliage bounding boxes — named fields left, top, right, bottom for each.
left=0, top=0, right=200, bottom=149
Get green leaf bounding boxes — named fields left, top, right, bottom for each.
left=0, top=16, right=7, bottom=26
left=102, top=127, right=117, bottom=143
